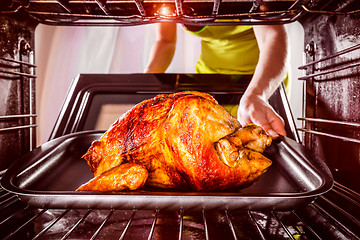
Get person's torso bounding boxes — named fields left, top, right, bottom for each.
left=184, top=25, right=260, bottom=74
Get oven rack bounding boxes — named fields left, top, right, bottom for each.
left=2, top=0, right=317, bottom=26
left=0, top=42, right=37, bottom=174
left=297, top=41, right=360, bottom=146
left=0, top=180, right=359, bottom=240
left=297, top=37, right=360, bottom=193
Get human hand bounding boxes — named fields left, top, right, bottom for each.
left=237, top=94, right=286, bottom=138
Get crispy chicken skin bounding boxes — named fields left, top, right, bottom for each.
left=77, top=163, right=148, bottom=191
left=77, top=91, right=272, bottom=192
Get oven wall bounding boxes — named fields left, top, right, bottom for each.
left=0, top=13, right=37, bottom=172
left=300, top=0, right=360, bottom=192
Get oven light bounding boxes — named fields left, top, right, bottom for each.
left=160, top=6, right=171, bottom=16
left=157, top=5, right=175, bottom=17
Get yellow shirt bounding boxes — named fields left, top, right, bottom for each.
left=184, top=25, right=290, bottom=115
left=185, top=25, right=260, bottom=74
left=185, top=25, right=290, bottom=95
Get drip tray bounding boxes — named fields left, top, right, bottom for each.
left=1, top=130, right=333, bottom=210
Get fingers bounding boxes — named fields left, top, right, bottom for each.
left=237, top=98, right=286, bottom=138
left=267, top=111, right=286, bottom=137
left=237, top=111, right=252, bottom=127
left=248, top=112, right=284, bottom=138
left=237, top=98, right=255, bottom=127
left=258, top=110, right=286, bottom=138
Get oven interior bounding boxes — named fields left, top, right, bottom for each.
left=1, top=0, right=360, bottom=239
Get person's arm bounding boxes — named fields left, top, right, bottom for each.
left=144, top=22, right=177, bottom=73
left=237, top=25, right=288, bottom=138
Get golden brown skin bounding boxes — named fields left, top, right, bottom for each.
left=77, top=163, right=148, bottom=191
left=78, top=91, right=272, bottom=192
left=227, top=124, right=272, bottom=153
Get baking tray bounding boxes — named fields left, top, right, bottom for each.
left=1, top=130, right=333, bottom=211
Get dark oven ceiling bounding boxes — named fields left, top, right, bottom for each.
left=2, top=0, right=329, bottom=26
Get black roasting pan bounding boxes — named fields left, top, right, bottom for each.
left=1, top=130, right=333, bottom=211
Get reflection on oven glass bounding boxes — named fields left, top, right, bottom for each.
left=95, top=104, right=134, bottom=130
left=95, top=103, right=240, bottom=130
left=83, top=94, right=155, bottom=131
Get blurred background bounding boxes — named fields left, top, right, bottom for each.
left=35, top=22, right=304, bottom=145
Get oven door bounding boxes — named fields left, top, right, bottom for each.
left=49, top=73, right=299, bottom=141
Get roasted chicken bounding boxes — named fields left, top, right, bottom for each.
left=77, top=91, right=272, bottom=192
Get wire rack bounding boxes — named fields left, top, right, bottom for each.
left=1, top=0, right=313, bottom=26
left=0, top=40, right=37, bottom=174
left=297, top=40, right=360, bottom=193
left=298, top=42, right=360, bottom=144
left=0, top=181, right=359, bottom=240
